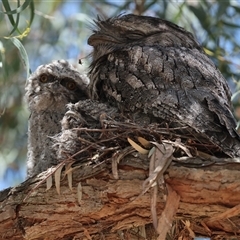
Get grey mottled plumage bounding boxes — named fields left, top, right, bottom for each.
left=25, top=60, right=89, bottom=177
left=88, top=14, right=240, bottom=157
left=54, top=99, right=120, bottom=162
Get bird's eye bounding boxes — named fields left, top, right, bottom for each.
left=126, top=31, right=144, bottom=40
left=66, top=81, right=77, bottom=90
left=39, top=74, right=49, bottom=83
left=60, top=78, right=77, bottom=91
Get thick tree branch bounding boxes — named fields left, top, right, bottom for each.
left=1, top=156, right=240, bottom=240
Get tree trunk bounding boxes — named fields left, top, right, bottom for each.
left=1, top=155, right=240, bottom=240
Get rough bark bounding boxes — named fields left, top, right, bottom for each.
left=1, top=156, right=240, bottom=240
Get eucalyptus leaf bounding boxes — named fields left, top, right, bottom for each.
left=10, top=37, right=31, bottom=78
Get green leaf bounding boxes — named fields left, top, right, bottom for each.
left=0, top=41, right=8, bottom=82
left=231, top=90, right=240, bottom=102
left=216, top=0, right=230, bottom=18
left=9, top=0, right=21, bottom=35
left=1, top=0, right=33, bottom=15
left=2, top=0, right=34, bottom=35
left=221, top=20, right=240, bottom=29
left=9, top=37, right=31, bottom=78
left=29, top=1, right=35, bottom=26
left=1, top=0, right=20, bottom=34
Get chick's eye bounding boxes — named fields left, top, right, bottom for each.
left=66, top=81, right=76, bottom=90
left=60, top=78, right=77, bottom=91
left=39, top=74, right=49, bottom=83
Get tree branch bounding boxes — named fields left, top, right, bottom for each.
left=1, top=156, right=240, bottom=239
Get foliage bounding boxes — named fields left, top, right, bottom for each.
left=0, top=0, right=240, bottom=189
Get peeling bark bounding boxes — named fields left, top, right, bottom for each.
left=1, top=156, right=240, bottom=240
